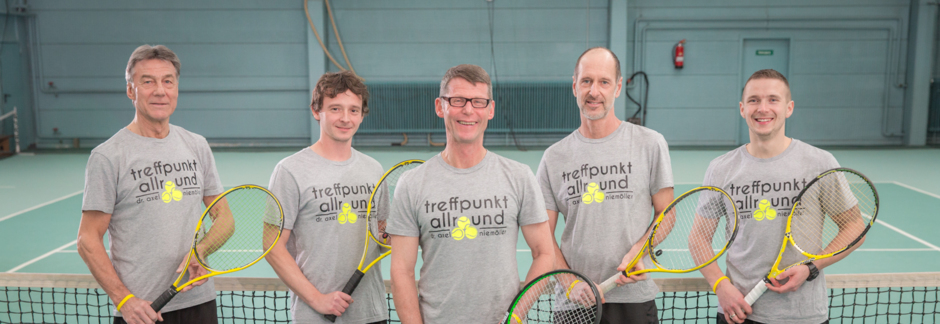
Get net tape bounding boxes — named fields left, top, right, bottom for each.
left=1, top=273, right=937, bottom=323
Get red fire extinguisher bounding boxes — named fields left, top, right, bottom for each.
left=674, top=39, right=686, bottom=69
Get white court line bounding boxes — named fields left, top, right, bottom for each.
left=855, top=248, right=937, bottom=252
left=0, top=190, right=83, bottom=223
left=871, top=217, right=940, bottom=252
left=889, top=181, right=940, bottom=200
left=0, top=185, right=14, bottom=189
left=6, top=240, right=78, bottom=273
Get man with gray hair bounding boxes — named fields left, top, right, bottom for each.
left=386, top=64, right=555, bottom=324
left=78, top=45, right=224, bottom=324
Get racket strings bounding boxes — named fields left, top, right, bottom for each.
left=368, top=163, right=420, bottom=243
left=512, top=273, right=599, bottom=324
left=196, top=188, right=283, bottom=271
left=650, top=189, right=734, bottom=271
left=790, top=172, right=875, bottom=256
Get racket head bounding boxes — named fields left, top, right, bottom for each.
left=646, top=186, right=739, bottom=273
left=505, top=270, right=601, bottom=324
left=192, top=185, right=285, bottom=273
left=367, top=159, right=424, bottom=247
left=785, top=168, right=877, bottom=263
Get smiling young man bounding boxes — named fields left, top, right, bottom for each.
left=386, top=64, right=555, bottom=324
left=535, top=47, right=675, bottom=324
left=78, top=45, right=224, bottom=324
left=264, top=71, right=389, bottom=324
left=697, top=69, right=862, bottom=324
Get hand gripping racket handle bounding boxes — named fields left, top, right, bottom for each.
left=597, top=272, right=621, bottom=294
left=324, top=270, right=366, bottom=322
left=150, top=286, right=178, bottom=312
left=743, top=279, right=768, bottom=305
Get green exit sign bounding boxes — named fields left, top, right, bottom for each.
left=756, top=50, right=774, bottom=56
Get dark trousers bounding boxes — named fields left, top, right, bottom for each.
left=114, top=300, right=217, bottom=324
left=715, top=313, right=829, bottom=324
left=600, top=300, right=658, bottom=324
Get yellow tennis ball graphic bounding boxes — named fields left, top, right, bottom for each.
left=451, top=227, right=465, bottom=240
left=758, top=199, right=770, bottom=209
left=464, top=226, right=478, bottom=239
left=456, top=216, right=470, bottom=229
left=765, top=207, right=777, bottom=220
left=587, top=182, right=598, bottom=192
left=338, top=211, right=347, bottom=224
left=161, top=190, right=172, bottom=203
left=593, top=190, right=605, bottom=203
left=582, top=192, right=593, bottom=204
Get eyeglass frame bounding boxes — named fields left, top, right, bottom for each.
left=439, top=96, right=492, bottom=108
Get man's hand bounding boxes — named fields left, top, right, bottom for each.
left=615, top=247, right=648, bottom=285
left=120, top=296, right=163, bottom=324
left=766, top=265, right=810, bottom=294
left=311, top=291, right=353, bottom=317
left=176, top=256, right=208, bottom=292
left=715, top=280, right=751, bottom=324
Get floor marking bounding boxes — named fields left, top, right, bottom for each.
left=890, top=181, right=940, bottom=200
left=0, top=185, right=14, bottom=189
left=6, top=240, right=78, bottom=273
left=872, top=218, right=940, bottom=252
left=855, top=248, right=937, bottom=252
left=0, top=190, right=83, bottom=223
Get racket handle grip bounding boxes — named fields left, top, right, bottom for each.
left=150, top=287, right=178, bottom=312
left=324, top=270, right=366, bottom=322
left=743, top=280, right=768, bottom=305
left=598, top=272, right=621, bottom=294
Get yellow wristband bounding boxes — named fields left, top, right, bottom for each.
left=116, top=294, right=134, bottom=312
left=712, top=276, right=729, bottom=293
left=566, top=280, right=581, bottom=300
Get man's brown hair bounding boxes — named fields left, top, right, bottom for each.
left=744, top=69, right=790, bottom=99
left=439, top=64, right=492, bottom=99
left=311, top=71, right=370, bottom=116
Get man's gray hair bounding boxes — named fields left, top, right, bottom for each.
left=125, top=45, right=181, bottom=83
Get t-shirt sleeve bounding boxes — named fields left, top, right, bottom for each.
left=82, top=152, right=118, bottom=214
left=385, top=171, right=421, bottom=237
left=648, top=134, right=674, bottom=194
left=517, top=168, right=548, bottom=227
left=268, top=163, right=301, bottom=230
left=535, top=157, right=559, bottom=212
left=197, top=141, right=224, bottom=197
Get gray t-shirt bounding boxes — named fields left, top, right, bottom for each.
left=702, top=139, right=838, bottom=324
left=385, top=152, right=548, bottom=324
left=536, top=121, right=674, bottom=303
left=269, top=148, right=388, bottom=323
left=82, top=125, right=224, bottom=316
left=267, top=148, right=388, bottom=323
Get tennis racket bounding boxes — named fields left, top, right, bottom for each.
left=743, top=168, right=878, bottom=305
left=594, top=186, right=739, bottom=293
left=150, top=185, right=284, bottom=311
left=325, top=159, right=424, bottom=322
left=504, top=270, right=602, bottom=324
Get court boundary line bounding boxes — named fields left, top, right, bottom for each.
left=6, top=240, right=77, bottom=273
left=888, top=181, right=940, bottom=200
left=0, top=190, right=83, bottom=223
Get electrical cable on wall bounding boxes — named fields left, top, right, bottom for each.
left=488, top=1, right=525, bottom=151
left=304, top=0, right=356, bottom=75
left=625, top=71, right=649, bottom=126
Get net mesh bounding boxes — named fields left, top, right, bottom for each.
left=1, top=272, right=937, bottom=323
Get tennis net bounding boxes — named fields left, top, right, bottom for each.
left=2, top=272, right=937, bottom=323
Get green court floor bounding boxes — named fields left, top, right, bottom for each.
left=2, top=147, right=939, bottom=279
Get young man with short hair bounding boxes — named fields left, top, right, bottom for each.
left=265, top=71, right=389, bottom=324
left=699, top=69, right=864, bottom=324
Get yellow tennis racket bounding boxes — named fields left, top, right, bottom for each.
left=150, top=185, right=284, bottom=311
left=743, top=168, right=877, bottom=305
left=325, top=159, right=423, bottom=322
left=596, top=186, right=739, bottom=293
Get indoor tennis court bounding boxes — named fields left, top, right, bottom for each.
left=2, top=1, right=940, bottom=323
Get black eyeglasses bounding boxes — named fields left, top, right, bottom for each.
left=440, top=97, right=491, bottom=108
